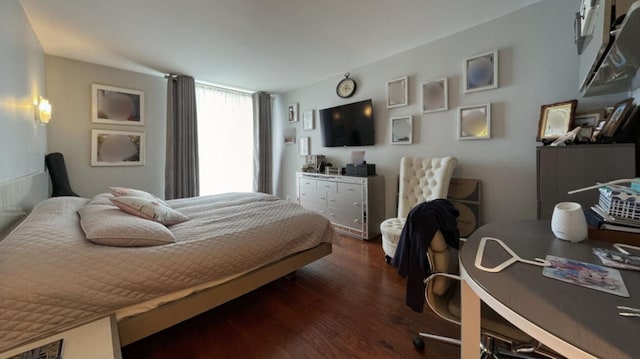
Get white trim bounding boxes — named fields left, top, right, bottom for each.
left=459, top=264, right=597, bottom=359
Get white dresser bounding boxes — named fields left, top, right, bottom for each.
left=297, top=172, right=384, bottom=240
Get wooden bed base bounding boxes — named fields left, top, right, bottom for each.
left=117, top=242, right=332, bottom=346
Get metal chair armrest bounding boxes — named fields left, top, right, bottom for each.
left=424, top=272, right=461, bottom=284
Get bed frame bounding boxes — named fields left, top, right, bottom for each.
left=118, top=242, right=332, bottom=346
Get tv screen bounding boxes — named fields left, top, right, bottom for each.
left=320, top=99, right=375, bottom=147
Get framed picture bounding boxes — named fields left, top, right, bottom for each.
left=91, top=129, right=145, bottom=166
left=464, top=50, right=498, bottom=93
left=391, top=116, right=412, bottom=144
left=458, top=104, right=491, bottom=140
left=536, top=100, right=578, bottom=141
left=302, top=110, right=314, bottom=131
left=576, top=126, right=594, bottom=142
left=574, top=110, right=604, bottom=128
left=299, top=137, right=310, bottom=155
left=601, top=98, right=635, bottom=137
left=92, top=84, right=144, bottom=125
left=422, top=78, right=448, bottom=113
left=387, top=76, right=408, bottom=108
left=284, top=127, right=296, bottom=144
left=288, top=103, right=299, bottom=123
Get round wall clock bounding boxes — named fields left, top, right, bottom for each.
left=336, top=73, right=357, bottom=98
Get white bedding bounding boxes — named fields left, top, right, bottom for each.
left=0, top=192, right=336, bottom=351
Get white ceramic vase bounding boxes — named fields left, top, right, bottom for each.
left=551, top=202, right=588, bottom=243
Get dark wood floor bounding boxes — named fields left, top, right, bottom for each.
left=121, top=235, right=460, bottom=359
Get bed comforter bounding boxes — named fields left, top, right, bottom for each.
left=0, top=192, right=335, bottom=351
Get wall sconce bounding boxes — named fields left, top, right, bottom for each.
left=37, top=97, right=52, bottom=125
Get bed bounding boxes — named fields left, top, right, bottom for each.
left=0, top=175, right=335, bottom=352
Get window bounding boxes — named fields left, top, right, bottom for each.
left=195, top=84, right=253, bottom=196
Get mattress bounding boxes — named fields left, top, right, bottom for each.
left=0, top=192, right=336, bottom=351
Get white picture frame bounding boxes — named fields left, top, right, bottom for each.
left=302, top=110, right=314, bottom=131
left=91, top=129, right=145, bottom=166
left=288, top=103, right=299, bottom=123
left=464, top=50, right=498, bottom=93
left=387, top=76, right=408, bottom=108
left=92, top=84, right=144, bottom=125
left=422, top=77, right=448, bottom=113
left=391, top=115, right=412, bottom=145
left=284, top=127, right=296, bottom=144
left=458, top=104, right=491, bottom=140
left=299, top=137, right=310, bottom=155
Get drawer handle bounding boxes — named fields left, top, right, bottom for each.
left=329, top=212, right=335, bottom=217
left=353, top=202, right=360, bottom=206
left=353, top=219, right=360, bottom=223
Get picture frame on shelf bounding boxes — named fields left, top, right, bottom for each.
left=91, top=129, right=145, bottom=166
left=536, top=99, right=578, bottom=141
left=391, top=115, right=412, bottom=145
left=574, top=110, right=604, bottom=128
left=601, top=98, right=635, bottom=138
left=299, top=137, right=310, bottom=155
left=422, top=77, right=448, bottom=113
left=302, top=110, right=314, bottom=131
left=284, top=127, right=296, bottom=144
left=91, top=84, right=144, bottom=125
left=288, top=103, right=299, bottom=123
left=464, top=50, right=498, bottom=93
left=458, top=104, right=491, bottom=140
left=387, top=76, right=408, bottom=108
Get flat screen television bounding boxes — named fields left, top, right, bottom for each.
left=320, top=99, right=375, bottom=147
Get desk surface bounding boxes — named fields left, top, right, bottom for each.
left=460, top=220, right=640, bottom=359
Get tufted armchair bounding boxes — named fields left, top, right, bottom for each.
left=380, top=156, right=458, bottom=262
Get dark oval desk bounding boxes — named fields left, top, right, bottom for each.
left=459, top=220, right=640, bottom=359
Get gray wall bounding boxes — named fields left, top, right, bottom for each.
left=0, top=0, right=46, bottom=183
left=273, top=0, right=626, bottom=224
left=46, top=56, right=166, bottom=198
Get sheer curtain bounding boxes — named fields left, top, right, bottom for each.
left=195, top=84, right=253, bottom=196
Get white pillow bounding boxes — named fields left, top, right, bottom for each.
left=108, top=186, right=168, bottom=206
left=78, top=204, right=176, bottom=247
left=110, top=196, right=189, bottom=225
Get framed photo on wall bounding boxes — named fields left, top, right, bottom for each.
left=458, top=104, right=491, bottom=140
left=284, top=127, right=296, bottom=144
left=302, top=110, right=314, bottom=130
left=288, top=103, right=299, bottom=123
left=422, top=78, right=448, bottom=113
left=91, top=129, right=145, bottom=166
left=387, top=76, right=408, bottom=108
left=299, top=137, right=310, bottom=155
left=391, top=115, right=412, bottom=144
left=464, top=50, right=498, bottom=93
left=92, top=84, right=144, bottom=125
left=537, top=100, right=578, bottom=141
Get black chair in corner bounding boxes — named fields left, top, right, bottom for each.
left=45, top=152, right=79, bottom=197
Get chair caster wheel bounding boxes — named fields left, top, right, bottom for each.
left=385, top=255, right=392, bottom=264
left=413, top=336, right=425, bottom=351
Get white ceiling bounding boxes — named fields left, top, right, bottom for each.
left=20, top=0, right=541, bottom=94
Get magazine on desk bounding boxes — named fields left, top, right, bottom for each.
left=542, top=255, right=629, bottom=297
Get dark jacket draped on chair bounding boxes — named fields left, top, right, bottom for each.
left=392, top=199, right=460, bottom=312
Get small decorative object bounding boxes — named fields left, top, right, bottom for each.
left=299, top=137, right=310, bottom=155
left=537, top=99, right=578, bottom=142
left=387, top=76, right=408, bottom=108
left=37, top=97, right=52, bottom=125
left=601, top=98, right=635, bottom=137
left=458, top=104, right=491, bottom=140
left=351, top=150, right=365, bottom=165
left=288, top=103, right=299, bottom=123
left=302, top=110, right=314, bottom=131
left=464, top=50, right=498, bottom=93
left=92, top=84, right=144, bottom=125
left=551, top=202, right=588, bottom=243
left=576, top=126, right=594, bottom=142
left=284, top=127, right=296, bottom=144
left=574, top=110, right=603, bottom=142
left=91, top=129, right=145, bottom=166
left=336, top=73, right=357, bottom=98
left=422, top=78, right=448, bottom=113
left=549, top=126, right=581, bottom=146
left=391, top=116, right=412, bottom=144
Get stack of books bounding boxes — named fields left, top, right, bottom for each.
left=587, top=185, right=640, bottom=234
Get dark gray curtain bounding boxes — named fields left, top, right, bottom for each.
left=252, top=91, right=272, bottom=194
left=165, top=75, right=199, bottom=199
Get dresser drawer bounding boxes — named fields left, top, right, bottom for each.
left=327, top=193, right=362, bottom=212
left=317, top=180, right=338, bottom=192
left=326, top=208, right=364, bottom=230
left=299, top=177, right=317, bottom=189
left=299, top=188, right=327, bottom=204
left=299, top=199, right=326, bottom=214
left=338, top=182, right=363, bottom=195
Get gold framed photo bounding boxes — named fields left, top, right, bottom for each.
left=537, top=99, right=577, bottom=141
